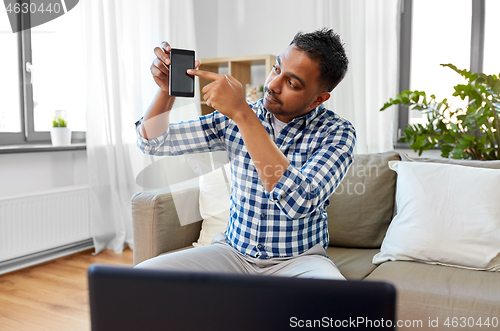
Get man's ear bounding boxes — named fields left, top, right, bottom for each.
left=310, top=92, right=331, bottom=109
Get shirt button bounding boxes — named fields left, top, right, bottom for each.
left=261, top=213, right=266, bottom=218
left=257, top=244, right=262, bottom=249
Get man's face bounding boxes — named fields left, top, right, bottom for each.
left=263, top=45, right=328, bottom=123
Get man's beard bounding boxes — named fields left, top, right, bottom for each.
left=264, top=87, right=283, bottom=106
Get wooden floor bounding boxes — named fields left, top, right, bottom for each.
left=0, top=248, right=134, bottom=331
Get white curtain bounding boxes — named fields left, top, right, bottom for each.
left=81, top=0, right=199, bottom=254
left=315, top=0, right=400, bottom=154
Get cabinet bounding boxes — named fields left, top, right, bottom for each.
left=198, top=54, right=276, bottom=116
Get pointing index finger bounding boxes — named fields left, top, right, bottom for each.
left=187, top=69, right=222, bottom=81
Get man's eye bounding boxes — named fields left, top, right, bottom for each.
left=288, top=80, right=296, bottom=89
left=273, top=65, right=280, bottom=73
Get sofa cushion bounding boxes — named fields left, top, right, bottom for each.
left=194, top=164, right=231, bottom=247
left=327, top=151, right=400, bottom=248
left=373, top=161, right=500, bottom=270
left=366, top=261, right=500, bottom=323
left=132, top=187, right=202, bottom=266
left=401, top=153, right=500, bottom=169
left=326, top=247, right=380, bottom=280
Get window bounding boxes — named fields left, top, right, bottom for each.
left=0, top=31, right=22, bottom=134
left=483, top=0, right=500, bottom=76
left=0, top=3, right=86, bottom=145
left=397, top=0, right=499, bottom=142
left=409, top=0, right=471, bottom=126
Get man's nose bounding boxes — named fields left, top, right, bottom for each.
left=267, top=75, right=282, bottom=94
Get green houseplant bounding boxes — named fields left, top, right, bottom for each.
left=257, top=85, right=264, bottom=100
left=50, top=115, right=71, bottom=146
left=381, top=64, right=500, bottom=160
left=52, top=117, right=67, bottom=128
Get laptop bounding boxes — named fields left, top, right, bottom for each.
left=88, top=264, right=396, bottom=330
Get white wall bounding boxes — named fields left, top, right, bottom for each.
left=0, top=151, right=88, bottom=199
left=195, top=0, right=324, bottom=61
left=193, top=0, right=219, bottom=59
left=216, top=0, right=320, bottom=58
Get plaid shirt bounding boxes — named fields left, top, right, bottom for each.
left=136, top=100, right=356, bottom=258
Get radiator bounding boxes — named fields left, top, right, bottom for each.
left=0, top=186, right=91, bottom=263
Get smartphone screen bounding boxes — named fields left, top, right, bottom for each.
left=169, top=48, right=195, bottom=98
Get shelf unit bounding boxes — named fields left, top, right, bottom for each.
left=198, top=54, right=276, bottom=116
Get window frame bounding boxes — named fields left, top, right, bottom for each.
left=396, top=0, right=485, bottom=146
left=0, top=9, right=86, bottom=146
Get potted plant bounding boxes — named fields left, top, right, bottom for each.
left=50, top=116, right=71, bottom=146
left=257, top=85, right=264, bottom=100
left=381, top=64, right=500, bottom=160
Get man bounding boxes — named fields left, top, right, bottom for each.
left=135, top=28, right=356, bottom=279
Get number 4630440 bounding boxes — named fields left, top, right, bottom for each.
left=6, top=2, right=62, bottom=14
left=444, top=317, right=498, bottom=328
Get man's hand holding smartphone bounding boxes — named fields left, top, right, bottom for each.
left=149, top=42, right=249, bottom=121
left=150, top=41, right=200, bottom=96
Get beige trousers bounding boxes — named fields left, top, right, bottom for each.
left=135, top=233, right=345, bottom=280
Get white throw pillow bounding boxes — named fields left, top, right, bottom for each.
left=372, top=161, right=500, bottom=271
left=193, top=163, right=231, bottom=247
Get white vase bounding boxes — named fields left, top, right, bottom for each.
left=50, top=127, right=71, bottom=146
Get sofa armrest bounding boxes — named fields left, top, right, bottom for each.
left=131, top=181, right=203, bottom=266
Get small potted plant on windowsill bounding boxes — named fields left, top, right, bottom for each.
left=50, top=116, right=71, bottom=146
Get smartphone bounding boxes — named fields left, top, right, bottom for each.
left=169, top=48, right=195, bottom=98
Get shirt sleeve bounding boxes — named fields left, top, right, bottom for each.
left=135, top=111, right=230, bottom=156
left=266, top=123, right=356, bottom=219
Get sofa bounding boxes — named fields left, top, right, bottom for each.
left=131, top=151, right=500, bottom=330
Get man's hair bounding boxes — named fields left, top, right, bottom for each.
left=290, top=28, right=348, bottom=92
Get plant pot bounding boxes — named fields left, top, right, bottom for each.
left=50, top=127, right=71, bottom=146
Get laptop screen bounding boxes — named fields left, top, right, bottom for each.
left=88, top=264, right=396, bottom=330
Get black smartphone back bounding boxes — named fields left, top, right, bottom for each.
left=169, top=48, right=195, bottom=98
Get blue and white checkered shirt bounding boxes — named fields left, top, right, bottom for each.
left=136, top=100, right=356, bottom=258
